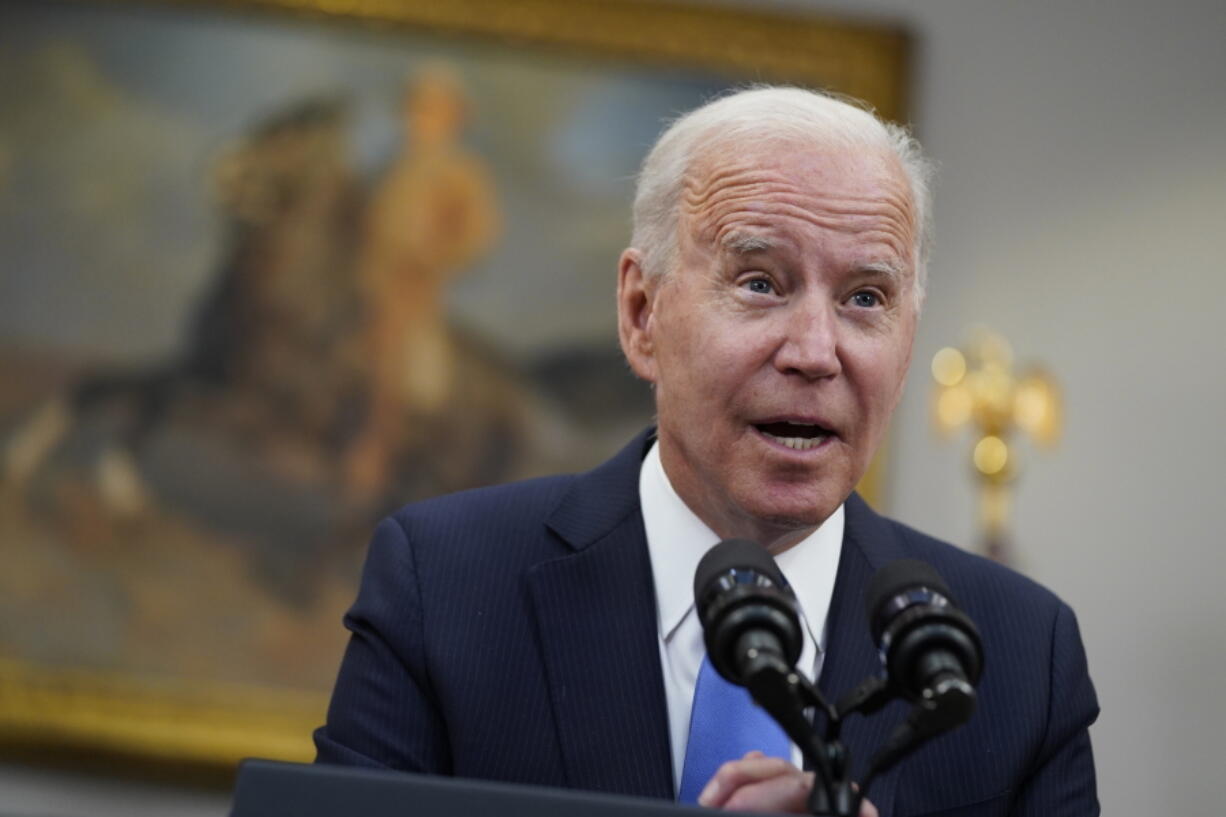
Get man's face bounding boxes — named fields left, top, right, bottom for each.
left=619, top=139, right=919, bottom=551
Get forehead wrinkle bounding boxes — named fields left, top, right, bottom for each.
left=681, top=162, right=784, bottom=211
left=701, top=197, right=915, bottom=262
left=682, top=160, right=833, bottom=233
left=682, top=153, right=917, bottom=255
left=689, top=178, right=914, bottom=231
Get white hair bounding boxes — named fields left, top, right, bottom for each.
left=631, top=86, right=934, bottom=305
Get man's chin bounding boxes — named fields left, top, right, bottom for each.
left=733, top=495, right=844, bottom=550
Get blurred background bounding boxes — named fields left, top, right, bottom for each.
left=0, top=0, right=1222, bottom=815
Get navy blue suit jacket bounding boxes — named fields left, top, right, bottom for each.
left=315, top=430, right=1099, bottom=816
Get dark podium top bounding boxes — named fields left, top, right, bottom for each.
left=230, top=760, right=750, bottom=817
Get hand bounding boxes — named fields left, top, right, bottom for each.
left=697, top=751, right=878, bottom=816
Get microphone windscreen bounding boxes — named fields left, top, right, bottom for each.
left=693, top=538, right=785, bottom=601
left=865, top=559, right=954, bottom=639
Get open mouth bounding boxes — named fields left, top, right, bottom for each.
left=754, top=421, right=835, bottom=451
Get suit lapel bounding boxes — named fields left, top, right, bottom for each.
left=525, top=431, right=673, bottom=799
left=819, top=494, right=911, bottom=817
left=522, top=443, right=914, bottom=807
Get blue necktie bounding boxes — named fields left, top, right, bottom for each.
left=677, top=654, right=792, bottom=804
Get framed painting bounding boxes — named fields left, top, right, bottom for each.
left=0, top=0, right=908, bottom=775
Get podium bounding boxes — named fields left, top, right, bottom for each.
left=231, top=760, right=733, bottom=817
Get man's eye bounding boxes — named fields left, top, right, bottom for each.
left=743, top=278, right=775, bottom=295
left=850, top=290, right=882, bottom=308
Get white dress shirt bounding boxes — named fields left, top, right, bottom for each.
left=638, top=439, right=844, bottom=793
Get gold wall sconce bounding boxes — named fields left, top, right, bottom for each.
left=931, top=328, right=1061, bottom=562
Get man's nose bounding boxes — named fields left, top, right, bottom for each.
left=773, top=296, right=842, bottom=380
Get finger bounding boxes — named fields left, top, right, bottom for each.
left=721, top=771, right=816, bottom=814
left=697, top=757, right=804, bottom=808
left=698, top=755, right=796, bottom=807
left=859, top=795, right=879, bottom=817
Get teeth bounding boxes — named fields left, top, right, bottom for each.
left=761, top=431, right=828, bottom=450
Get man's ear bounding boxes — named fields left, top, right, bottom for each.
left=617, top=248, right=659, bottom=384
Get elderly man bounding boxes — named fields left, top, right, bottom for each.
left=315, top=87, right=1099, bottom=817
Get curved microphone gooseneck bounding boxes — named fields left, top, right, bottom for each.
left=692, top=542, right=986, bottom=817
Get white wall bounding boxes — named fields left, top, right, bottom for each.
left=770, top=1, right=1225, bottom=814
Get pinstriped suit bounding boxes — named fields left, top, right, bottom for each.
left=315, top=430, right=1099, bottom=816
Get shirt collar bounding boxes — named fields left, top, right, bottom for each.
left=639, top=439, right=844, bottom=653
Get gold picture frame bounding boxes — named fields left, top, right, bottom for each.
left=0, top=0, right=907, bottom=777
left=165, top=0, right=909, bottom=120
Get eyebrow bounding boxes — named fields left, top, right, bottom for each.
left=858, top=260, right=906, bottom=283
left=719, top=232, right=910, bottom=283
left=720, top=232, right=775, bottom=254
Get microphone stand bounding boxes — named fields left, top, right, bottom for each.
left=694, top=544, right=980, bottom=816
left=739, top=650, right=855, bottom=817
left=744, top=660, right=969, bottom=817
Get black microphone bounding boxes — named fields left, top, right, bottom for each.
left=694, top=539, right=803, bottom=686
left=866, top=559, right=983, bottom=727
left=695, top=540, right=848, bottom=814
